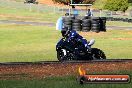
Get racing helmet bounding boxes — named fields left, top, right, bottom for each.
left=61, top=27, right=70, bottom=37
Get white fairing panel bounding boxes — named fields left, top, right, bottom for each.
left=62, top=49, right=67, bottom=56
left=88, top=39, right=95, bottom=46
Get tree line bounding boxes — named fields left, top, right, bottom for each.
left=52, top=0, right=130, bottom=12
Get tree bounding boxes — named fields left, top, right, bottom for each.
left=52, top=0, right=95, bottom=5
left=104, top=0, right=129, bottom=12
left=119, top=0, right=129, bottom=12
left=52, top=0, right=70, bottom=5
left=93, top=0, right=107, bottom=9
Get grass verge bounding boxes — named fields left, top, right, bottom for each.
left=0, top=0, right=62, bottom=23
left=0, top=7, right=62, bottom=23
left=0, top=24, right=132, bottom=62
left=0, top=70, right=131, bottom=88
left=0, top=25, right=60, bottom=62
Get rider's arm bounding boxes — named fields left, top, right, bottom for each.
left=73, top=32, right=89, bottom=48
left=67, top=30, right=84, bottom=43
left=66, top=30, right=77, bottom=42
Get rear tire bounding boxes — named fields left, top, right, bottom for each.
left=91, top=48, right=106, bottom=60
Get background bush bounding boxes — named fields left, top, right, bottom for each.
left=52, top=0, right=95, bottom=5
left=104, top=0, right=129, bottom=12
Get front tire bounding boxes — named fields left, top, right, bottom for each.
left=91, top=48, right=106, bottom=60
left=57, top=49, right=76, bottom=61
left=57, top=49, right=67, bottom=61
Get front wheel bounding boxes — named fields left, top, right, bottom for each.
left=57, top=49, right=67, bottom=61
left=91, top=48, right=106, bottom=60
left=57, top=49, right=76, bottom=61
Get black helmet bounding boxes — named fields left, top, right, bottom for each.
left=61, top=27, right=70, bottom=37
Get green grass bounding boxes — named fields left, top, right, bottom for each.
left=0, top=25, right=61, bottom=62
left=0, top=0, right=62, bottom=22
left=80, top=30, right=132, bottom=59
left=0, top=24, right=132, bottom=62
left=0, top=7, right=62, bottom=23
left=0, top=71, right=131, bottom=88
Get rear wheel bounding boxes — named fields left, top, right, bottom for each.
left=91, top=48, right=106, bottom=60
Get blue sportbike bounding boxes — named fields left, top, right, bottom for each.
left=56, top=29, right=106, bottom=61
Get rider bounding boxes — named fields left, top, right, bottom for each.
left=61, top=27, right=91, bottom=52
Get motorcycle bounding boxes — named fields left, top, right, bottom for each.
left=56, top=37, right=106, bottom=61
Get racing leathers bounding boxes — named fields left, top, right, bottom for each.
left=65, top=30, right=91, bottom=51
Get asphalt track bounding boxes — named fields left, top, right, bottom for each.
left=0, top=20, right=132, bottom=30
left=0, top=20, right=55, bottom=27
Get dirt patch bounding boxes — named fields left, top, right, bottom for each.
left=38, top=0, right=64, bottom=7
left=38, top=0, right=54, bottom=5
left=0, top=61, right=132, bottom=80
left=127, top=31, right=132, bottom=35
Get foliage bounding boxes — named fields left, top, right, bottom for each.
left=52, top=0, right=70, bottom=5
left=52, top=0, right=95, bottom=5
left=93, top=0, right=107, bottom=9
left=104, top=0, right=129, bottom=12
